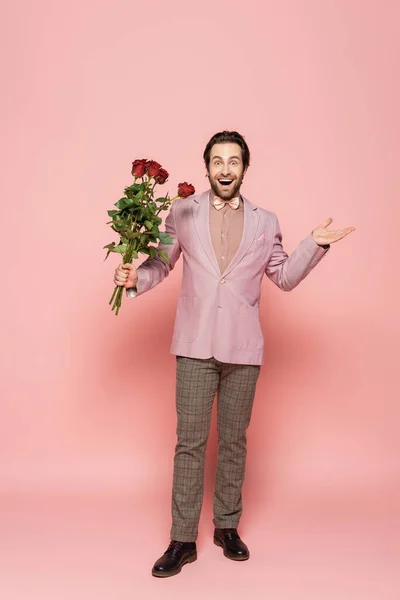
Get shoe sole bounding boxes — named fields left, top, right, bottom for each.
left=213, top=537, right=250, bottom=561
left=152, top=552, right=197, bottom=578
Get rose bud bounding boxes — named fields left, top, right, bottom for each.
left=155, top=167, right=169, bottom=184
left=131, top=159, right=147, bottom=178
left=177, top=182, right=195, bottom=198
left=146, top=160, right=162, bottom=178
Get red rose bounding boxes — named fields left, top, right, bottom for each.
left=155, top=167, right=169, bottom=184
left=131, top=159, right=147, bottom=178
left=146, top=160, right=162, bottom=178
left=177, top=182, right=195, bottom=198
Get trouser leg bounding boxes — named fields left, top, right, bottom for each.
left=170, top=356, right=220, bottom=542
left=213, top=361, right=261, bottom=529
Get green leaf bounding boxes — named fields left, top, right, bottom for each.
left=114, top=197, right=129, bottom=209
left=107, top=209, right=119, bottom=217
left=123, top=231, right=137, bottom=239
left=149, top=246, right=157, bottom=258
left=158, top=231, right=173, bottom=245
left=140, top=233, right=148, bottom=245
left=114, top=215, right=128, bottom=223
left=132, top=250, right=138, bottom=259
left=124, top=183, right=141, bottom=194
left=139, top=247, right=150, bottom=255
left=103, top=242, right=116, bottom=260
left=111, top=224, right=127, bottom=233
left=116, top=200, right=134, bottom=211
left=144, top=220, right=153, bottom=230
left=113, top=243, right=127, bottom=255
left=157, top=250, right=170, bottom=264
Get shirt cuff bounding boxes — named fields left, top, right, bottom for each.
left=126, top=285, right=137, bottom=298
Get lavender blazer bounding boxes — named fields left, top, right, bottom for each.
left=127, top=189, right=330, bottom=365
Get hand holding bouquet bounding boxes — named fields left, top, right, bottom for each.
left=104, top=159, right=195, bottom=315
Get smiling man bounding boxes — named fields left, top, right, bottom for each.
left=114, top=130, right=355, bottom=577
left=209, top=148, right=243, bottom=198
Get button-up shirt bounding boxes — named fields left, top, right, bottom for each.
left=209, top=190, right=244, bottom=275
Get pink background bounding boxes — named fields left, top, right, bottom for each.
left=1, top=0, right=399, bottom=598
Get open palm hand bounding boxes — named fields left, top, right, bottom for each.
left=312, top=218, right=355, bottom=246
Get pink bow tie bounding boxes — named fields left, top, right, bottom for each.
left=212, top=195, right=240, bottom=210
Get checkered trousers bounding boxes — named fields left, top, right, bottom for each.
left=170, top=355, right=261, bottom=542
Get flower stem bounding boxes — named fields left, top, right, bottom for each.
left=109, top=285, right=118, bottom=305
left=110, top=239, right=137, bottom=315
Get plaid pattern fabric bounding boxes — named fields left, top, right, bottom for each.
left=170, top=356, right=260, bottom=542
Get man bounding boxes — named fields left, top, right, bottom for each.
left=114, top=131, right=355, bottom=577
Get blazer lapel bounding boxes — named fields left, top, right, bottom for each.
left=192, top=189, right=259, bottom=278
left=221, top=193, right=259, bottom=277
left=192, top=190, right=220, bottom=276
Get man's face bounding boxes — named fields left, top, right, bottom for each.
left=206, top=142, right=247, bottom=200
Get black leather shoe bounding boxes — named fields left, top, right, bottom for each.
left=152, top=540, right=197, bottom=577
left=214, top=528, right=249, bottom=561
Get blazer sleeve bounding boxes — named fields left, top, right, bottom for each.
left=126, top=200, right=182, bottom=298
left=264, top=214, right=330, bottom=291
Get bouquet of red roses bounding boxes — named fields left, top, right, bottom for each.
left=105, top=159, right=195, bottom=315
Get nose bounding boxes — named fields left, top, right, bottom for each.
left=220, top=164, right=231, bottom=176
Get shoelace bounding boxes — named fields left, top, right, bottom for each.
left=222, top=528, right=239, bottom=540
left=165, top=540, right=185, bottom=555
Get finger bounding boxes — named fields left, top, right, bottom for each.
left=326, top=231, right=352, bottom=243
left=117, top=270, right=128, bottom=277
left=332, top=228, right=355, bottom=236
left=115, top=273, right=128, bottom=282
left=321, top=217, right=333, bottom=228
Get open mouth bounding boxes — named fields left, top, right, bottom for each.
left=218, top=179, right=234, bottom=186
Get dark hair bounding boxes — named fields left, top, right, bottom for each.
left=203, top=130, right=250, bottom=170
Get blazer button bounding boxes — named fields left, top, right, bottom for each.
left=220, top=278, right=225, bottom=283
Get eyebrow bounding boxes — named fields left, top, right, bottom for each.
left=211, top=155, right=241, bottom=161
